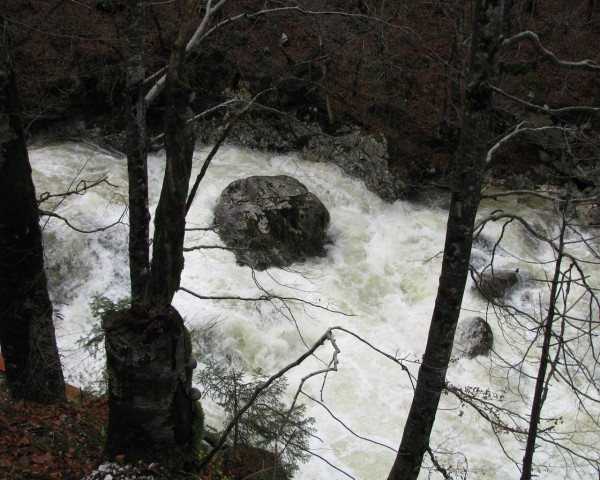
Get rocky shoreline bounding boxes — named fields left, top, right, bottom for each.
left=30, top=110, right=600, bottom=226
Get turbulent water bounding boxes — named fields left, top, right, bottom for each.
left=30, top=142, right=599, bottom=479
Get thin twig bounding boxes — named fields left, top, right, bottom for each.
left=38, top=208, right=126, bottom=234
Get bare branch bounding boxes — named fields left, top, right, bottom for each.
left=291, top=445, right=355, bottom=479
left=426, top=447, right=453, bottom=480
left=185, top=0, right=229, bottom=54
left=301, top=391, right=396, bottom=452
left=145, top=5, right=413, bottom=105
left=445, top=384, right=528, bottom=436
left=145, top=0, right=229, bottom=105
left=474, top=211, right=555, bottom=246
left=481, top=189, right=599, bottom=206
left=183, top=245, right=232, bottom=252
left=490, top=85, right=600, bottom=115
left=37, top=177, right=118, bottom=204
left=332, top=326, right=417, bottom=386
left=39, top=208, right=126, bottom=234
left=198, top=5, right=413, bottom=50
left=501, top=31, right=600, bottom=71
left=486, top=122, right=576, bottom=164
left=185, top=226, right=217, bottom=232
left=185, top=87, right=276, bottom=213
left=179, top=286, right=353, bottom=317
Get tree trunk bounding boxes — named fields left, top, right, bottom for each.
left=442, top=0, right=466, bottom=142
left=125, top=0, right=151, bottom=304
left=590, top=0, right=599, bottom=20
left=103, top=0, right=201, bottom=466
left=520, top=216, right=566, bottom=480
left=0, top=32, right=65, bottom=403
left=103, top=308, right=200, bottom=465
left=145, top=1, right=197, bottom=309
left=387, top=1, right=504, bottom=479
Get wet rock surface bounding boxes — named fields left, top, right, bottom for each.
left=454, top=316, right=494, bottom=358
left=200, top=118, right=410, bottom=203
left=214, top=175, right=330, bottom=270
left=472, top=268, right=521, bottom=299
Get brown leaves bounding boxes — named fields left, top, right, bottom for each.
left=0, top=383, right=107, bottom=480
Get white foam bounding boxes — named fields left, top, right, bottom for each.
left=29, top=142, right=600, bottom=479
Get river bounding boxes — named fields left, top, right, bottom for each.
left=29, top=141, right=599, bottom=479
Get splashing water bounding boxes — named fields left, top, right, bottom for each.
left=30, top=142, right=600, bottom=479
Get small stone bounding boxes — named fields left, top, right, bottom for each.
left=455, top=316, right=494, bottom=358
left=473, top=268, right=520, bottom=299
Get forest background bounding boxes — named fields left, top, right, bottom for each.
left=0, top=1, right=599, bottom=479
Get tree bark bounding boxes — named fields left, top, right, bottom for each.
left=125, top=0, right=151, bottom=304
left=520, top=217, right=566, bottom=480
left=590, top=0, right=599, bottom=19
left=103, top=0, right=201, bottom=466
left=387, top=1, right=504, bottom=479
left=443, top=0, right=466, bottom=142
left=145, top=0, right=197, bottom=309
left=103, top=308, right=200, bottom=464
left=0, top=32, right=65, bottom=403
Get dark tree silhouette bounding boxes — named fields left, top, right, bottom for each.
left=0, top=23, right=65, bottom=403
left=388, top=1, right=505, bottom=478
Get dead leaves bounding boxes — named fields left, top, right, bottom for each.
left=0, top=384, right=107, bottom=480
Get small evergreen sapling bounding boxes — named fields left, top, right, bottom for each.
left=199, top=358, right=315, bottom=477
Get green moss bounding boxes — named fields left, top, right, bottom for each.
left=373, top=132, right=385, bottom=143
left=158, top=400, right=204, bottom=470
left=183, top=326, right=192, bottom=359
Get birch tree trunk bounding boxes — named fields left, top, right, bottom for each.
left=0, top=29, right=65, bottom=404
left=387, top=1, right=505, bottom=478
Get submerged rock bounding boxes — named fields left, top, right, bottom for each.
left=576, top=203, right=600, bottom=226
left=454, top=316, right=494, bottom=358
left=214, top=175, right=330, bottom=270
left=473, top=268, right=520, bottom=299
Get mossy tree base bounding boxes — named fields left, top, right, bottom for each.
left=102, top=307, right=202, bottom=467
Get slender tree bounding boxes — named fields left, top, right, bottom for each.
left=144, top=1, right=197, bottom=308
left=471, top=197, right=600, bottom=479
left=388, top=1, right=505, bottom=478
left=125, top=0, right=150, bottom=305
left=388, top=0, right=599, bottom=476
left=0, top=19, right=65, bottom=403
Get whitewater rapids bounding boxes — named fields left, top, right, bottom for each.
left=30, top=142, right=599, bottom=479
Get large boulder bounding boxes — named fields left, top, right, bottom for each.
left=214, top=175, right=330, bottom=270
left=454, top=316, right=494, bottom=358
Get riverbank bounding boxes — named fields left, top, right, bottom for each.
left=29, top=108, right=600, bottom=227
